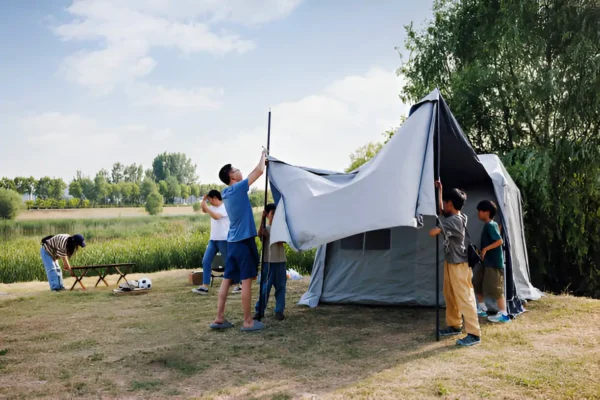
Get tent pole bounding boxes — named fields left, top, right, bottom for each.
left=436, top=232, right=440, bottom=342
left=435, top=103, right=441, bottom=342
left=257, top=109, right=272, bottom=321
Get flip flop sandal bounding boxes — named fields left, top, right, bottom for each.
left=240, top=321, right=266, bottom=332
left=209, top=320, right=234, bottom=329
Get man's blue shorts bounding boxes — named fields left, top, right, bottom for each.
left=224, top=237, right=259, bottom=282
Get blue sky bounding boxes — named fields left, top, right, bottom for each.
left=0, top=0, right=434, bottom=186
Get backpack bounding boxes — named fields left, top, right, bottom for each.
left=463, top=220, right=481, bottom=268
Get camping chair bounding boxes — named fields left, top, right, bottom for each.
left=210, top=253, right=225, bottom=287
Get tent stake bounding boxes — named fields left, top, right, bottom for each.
left=257, top=109, right=272, bottom=321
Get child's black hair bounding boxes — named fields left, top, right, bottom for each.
left=442, top=188, right=467, bottom=211
left=265, top=203, right=276, bottom=213
left=207, top=190, right=222, bottom=201
left=477, top=200, right=497, bottom=219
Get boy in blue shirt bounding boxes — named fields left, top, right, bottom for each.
left=209, top=149, right=267, bottom=332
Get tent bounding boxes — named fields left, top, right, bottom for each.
left=267, top=89, right=542, bottom=315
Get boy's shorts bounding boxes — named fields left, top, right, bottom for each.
left=224, top=237, right=259, bottom=283
left=473, top=264, right=504, bottom=299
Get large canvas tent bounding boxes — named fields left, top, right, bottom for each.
left=267, top=89, right=542, bottom=315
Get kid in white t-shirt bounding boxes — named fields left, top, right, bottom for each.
left=192, top=190, right=241, bottom=295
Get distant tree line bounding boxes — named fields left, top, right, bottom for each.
left=0, top=152, right=272, bottom=210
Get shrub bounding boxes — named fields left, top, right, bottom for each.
left=0, top=189, right=23, bottom=220
left=145, top=191, right=163, bottom=216
left=68, top=198, right=80, bottom=208
left=192, top=202, right=201, bottom=212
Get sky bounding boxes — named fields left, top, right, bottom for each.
left=0, top=0, right=435, bottom=187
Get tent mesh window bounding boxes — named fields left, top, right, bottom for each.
left=340, top=233, right=364, bottom=250
left=365, top=229, right=391, bottom=250
left=340, top=229, right=392, bottom=251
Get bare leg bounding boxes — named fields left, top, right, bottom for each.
left=241, top=278, right=254, bottom=328
left=497, top=296, right=507, bottom=314
left=214, top=278, right=233, bottom=324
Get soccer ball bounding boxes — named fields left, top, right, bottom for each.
left=138, top=277, right=152, bottom=289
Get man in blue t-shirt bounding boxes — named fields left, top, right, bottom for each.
left=209, top=149, right=267, bottom=332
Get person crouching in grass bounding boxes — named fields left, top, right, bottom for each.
left=254, top=203, right=288, bottom=321
left=429, top=181, right=481, bottom=347
left=475, top=200, right=510, bottom=323
left=40, top=234, right=86, bottom=291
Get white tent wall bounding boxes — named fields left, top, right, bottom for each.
left=268, top=89, right=542, bottom=314
left=479, top=155, right=543, bottom=301
left=299, top=187, right=501, bottom=307
left=298, top=158, right=543, bottom=309
left=268, top=102, right=437, bottom=252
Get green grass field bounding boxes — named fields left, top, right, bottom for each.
left=0, top=214, right=315, bottom=284
left=0, top=270, right=598, bottom=399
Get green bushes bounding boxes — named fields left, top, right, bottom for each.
left=0, top=189, right=23, bottom=220
left=0, top=215, right=315, bottom=283
left=145, top=192, right=164, bottom=216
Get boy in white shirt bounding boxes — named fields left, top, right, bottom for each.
left=192, top=190, right=240, bottom=295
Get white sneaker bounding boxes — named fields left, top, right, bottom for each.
left=232, top=286, right=242, bottom=294
left=487, top=312, right=510, bottom=323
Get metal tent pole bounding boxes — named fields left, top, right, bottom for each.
left=257, top=110, right=272, bottom=321
left=435, top=102, right=441, bottom=342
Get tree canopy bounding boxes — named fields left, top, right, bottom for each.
left=152, top=152, right=198, bottom=185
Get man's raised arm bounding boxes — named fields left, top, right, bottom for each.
left=247, top=149, right=267, bottom=186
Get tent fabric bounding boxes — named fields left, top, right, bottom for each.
left=268, top=101, right=438, bottom=251
left=478, top=155, right=543, bottom=301
left=267, top=88, right=542, bottom=312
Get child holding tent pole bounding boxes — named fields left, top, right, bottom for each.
left=254, top=203, right=287, bottom=321
left=429, top=181, right=481, bottom=347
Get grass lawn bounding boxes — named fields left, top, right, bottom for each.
left=0, top=270, right=598, bottom=399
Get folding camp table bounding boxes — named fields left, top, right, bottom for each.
left=68, top=263, right=135, bottom=291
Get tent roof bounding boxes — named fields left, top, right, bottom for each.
left=267, top=89, right=496, bottom=251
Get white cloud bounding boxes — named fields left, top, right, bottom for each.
left=8, top=67, right=405, bottom=186
left=126, top=83, right=223, bottom=114
left=266, top=67, right=406, bottom=170
left=14, top=112, right=170, bottom=180
left=23, top=112, right=101, bottom=144
left=75, top=0, right=304, bottom=26
left=151, top=128, right=174, bottom=141
left=193, top=67, right=407, bottom=187
left=53, top=0, right=301, bottom=95
left=60, top=44, right=157, bottom=96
